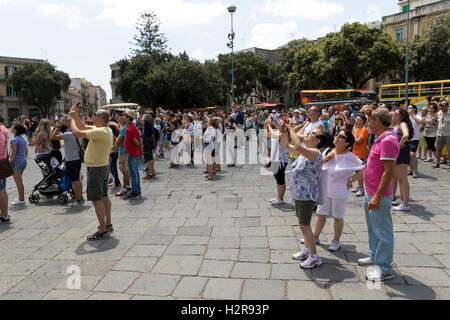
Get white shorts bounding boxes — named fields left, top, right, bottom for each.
left=316, top=197, right=347, bottom=219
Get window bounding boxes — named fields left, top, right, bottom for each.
left=395, top=28, right=404, bottom=43
left=6, top=85, right=16, bottom=97
left=402, top=5, right=408, bottom=13
left=111, top=70, right=119, bottom=79
left=4, top=66, right=16, bottom=77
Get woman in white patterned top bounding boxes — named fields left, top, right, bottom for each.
left=279, top=120, right=329, bottom=269
left=266, top=115, right=289, bottom=206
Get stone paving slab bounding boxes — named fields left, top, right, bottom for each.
left=0, top=151, right=449, bottom=299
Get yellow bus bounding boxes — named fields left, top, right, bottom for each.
left=380, top=80, right=450, bottom=106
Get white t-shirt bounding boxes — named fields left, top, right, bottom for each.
left=304, top=120, right=322, bottom=135
left=203, top=127, right=216, bottom=144
left=410, top=114, right=422, bottom=141
left=322, top=151, right=365, bottom=199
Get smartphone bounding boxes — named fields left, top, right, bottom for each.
left=76, top=102, right=81, bottom=108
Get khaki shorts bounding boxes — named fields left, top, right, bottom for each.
left=295, top=200, right=317, bottom=226
left=87, top=165, right=109, bottom=202
left=119, top=154, right=128, bottom=173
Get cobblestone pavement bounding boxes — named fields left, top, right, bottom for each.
left=0, top=147, right=449, bottom=300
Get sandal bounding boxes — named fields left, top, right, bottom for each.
left=106, top=224, right=114, bottom=232
left=433, top=164, right=440, bottom=169
left=87, top=230, right=110, bottom=241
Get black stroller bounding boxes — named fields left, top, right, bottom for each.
left=29, top=150, right=75, bottom=205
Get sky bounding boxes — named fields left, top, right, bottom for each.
left=0, top=0, right=400, bottom=102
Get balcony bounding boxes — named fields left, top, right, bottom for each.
left=0, top=96, right=20, bottom=103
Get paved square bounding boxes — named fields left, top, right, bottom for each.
left=0, top=150, right=449, bottom=300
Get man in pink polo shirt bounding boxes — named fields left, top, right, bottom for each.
left=359, top=107, right=399, bottom=282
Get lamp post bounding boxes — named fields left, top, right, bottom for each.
left=405, top=0, right=410, bottom=107
left=227, top=5, right=236, bottom=109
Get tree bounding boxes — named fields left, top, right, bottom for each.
left=291, top=23, right=404, bottom=90
left=115, top=53, right=225, bottom=110
left=8, top=62, right=70, bottom=117
left=217, top=52, right=267, bottom=104
left=291, top=40, right=323, bottom=90
left=410, top=12, right=450, bottom=81
left=130, top=11, right=168, bottom=56
left=319, top=22, right=403, bottom=88
left=278, top=38, right=313, bottom=85
left=254, top=63, right=286, bottom=102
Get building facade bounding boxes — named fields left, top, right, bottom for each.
left=383, top=0, right=449, bottom=44
left=0, top=56, right=45, bottom=125
left=110, top=62, right=123, bottom=104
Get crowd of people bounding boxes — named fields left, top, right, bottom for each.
left=0, top=97, right=448, bottom=280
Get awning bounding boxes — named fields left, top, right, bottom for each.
left=100, top=103, right=139, bottom=110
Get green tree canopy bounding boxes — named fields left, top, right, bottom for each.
left=130, top=11, right=168, bottom=56
left=8, top=62, right=70, bottom=117
left=217, top=52, right=267, bottom=104
left=410, top=12, right=450, bottom=81
left=115, top=53, right=225, bottom=110
left=291, top=22, right=403, bottom=90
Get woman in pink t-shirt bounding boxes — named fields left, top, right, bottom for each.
left=0, top=116, right=10, bottom=224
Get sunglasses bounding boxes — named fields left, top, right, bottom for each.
left=337, top=134, right=347, bottom=140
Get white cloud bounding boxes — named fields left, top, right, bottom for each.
left=189, top=49, right=220, bottom=62
left=261, top=0, right=344, bottom=20
left=88, top=0, right=226, bottom=29
left=37, top=3, right=84, bottom=30
left=312, top=24, right=335, bottom=39
left=0, top=0, right=38, bottom=6
left=247, top=21, right=300, bottom=49
left=366, top=4, right=381, bottom=22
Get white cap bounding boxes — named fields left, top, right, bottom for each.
left=294, top=109, right=300, bottom=113
left=272, top=109, right=276, bottom=113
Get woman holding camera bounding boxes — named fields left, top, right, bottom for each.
left=279, top=119, right=328, bottom=269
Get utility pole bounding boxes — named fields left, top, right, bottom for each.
left=405, top=0, right=410, bottom=107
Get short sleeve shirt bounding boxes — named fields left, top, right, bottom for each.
left=290, top=153, right=323, bottom=202
left=364, top=129, right=399, bottom=197
left=125, top=122, right=142, bottom=158
left=84, top=127, right=113, bottom=167
left=0, top=126, right=9, bottom=160
left=437, top=110, right=450, bottom=137
left=118, top=125, right=127, bottom=155
left=352, top=127, right=369, bottom=160
left=61, top=131, right=82, bottom=162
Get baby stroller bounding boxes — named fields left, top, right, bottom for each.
left=29, top=150, right=75, bottom=205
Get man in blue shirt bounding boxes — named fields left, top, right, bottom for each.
left=115, top=115, right=131, bottom=197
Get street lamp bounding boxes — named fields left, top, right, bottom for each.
left=227, top=5, right=236, bottom=109
left=405, top=0, right=410, bottom=107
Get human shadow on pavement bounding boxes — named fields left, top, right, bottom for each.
left=384, top=278, right=436, bottom=300
left=271, top=202, right=295, bottom=213
left=401, top=204, right=435, bottom=221
left=75, top=237, right=120, bottom=256
left=304, top=258, right=357, bottom=288
left=414, top=173, right=437, bottom=181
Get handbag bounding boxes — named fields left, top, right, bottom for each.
left=0, top=127, right=13, bottom=180
left=75, top=138, right=85, bottom=163
left=0, top=158, right=14, bottom=180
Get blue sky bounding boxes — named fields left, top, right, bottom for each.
left=0, top=0, right=400, bottom=101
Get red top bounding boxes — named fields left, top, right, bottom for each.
left=125, top=122, right=142, bottom=157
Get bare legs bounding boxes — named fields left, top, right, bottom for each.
left=0, top=190, right=8, bottom=219
left=92, top=197, right=112, bottom=232
left=313, top=215, right=344, bottom=243
left=12, top=171, right=25, bottom=201
left=393, top=164, right=410, bottom=206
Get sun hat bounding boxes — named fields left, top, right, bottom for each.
left=125, top=109, right=136, bottom=119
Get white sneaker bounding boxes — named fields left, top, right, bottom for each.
left=300, top=254, right=322, bottom=269
left=11, top=199, right=26, bottom=205
left=424, top=157, right=432, bottom=162
left=393, top=203, right=410, bottom=211
left=292, top=248, right=309, bottom=261
left=271, top=198, right=284, bottom=205
left=328, top=240, right=341, bottom=252
left=355, top=189, right=365, bottom=197
left=350, top=187, right=359, bottom=193
left=300, top=238, right=321, bottom=245
left=392, top=198, right=402, bottom=206
left=269, top=197, right=278, bottom=203
left=365, top=268, right=394, bottom=282
left=358, top=257, right=374, bottom=266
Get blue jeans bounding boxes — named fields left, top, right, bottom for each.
left=127, top=154, right=141, bottom=195
left=364, top=192, right=394, bottom=273
left=109, top=153, right=121, bottom=187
